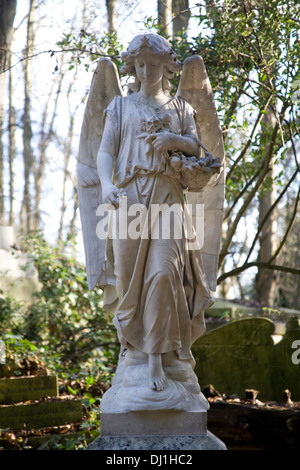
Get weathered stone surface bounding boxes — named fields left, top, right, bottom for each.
left=87, top=432, right=226, bottom=450
left=88, top=407, right=226, bottom=450
left=0, top=375, right=58, bottom=404
left=192, top=317, right=300, bottom=402
left=193, top=317, right=275, bottom=400
left=100, top=410, right=207, bottom=437
left=101, top=349, right=209, bottom=414
left=0, top=398, right=82, bottom=430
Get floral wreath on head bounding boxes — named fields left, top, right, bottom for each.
left=120, top=33, right=181, bottom=93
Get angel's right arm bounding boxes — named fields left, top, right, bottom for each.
left=97, top=150, right=120, bottom=207
left=97, top=150, right=114, bottom=187
left=97, top=106, right=116, bottom=185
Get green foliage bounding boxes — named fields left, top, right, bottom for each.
left=20, top=232, right=118, bottom=366
left=1, top=232, right=119, bottom=371
left=0, top=233, right=118, bottom=448
left=0, top=294, right=24, bottom=335
left=0, top=333, right=47, bottom=379
left=191, top=0, right=299, bottom=199
left=57, top=28, right=123, bottom=72
left=187, top=0, right=300, bottom=297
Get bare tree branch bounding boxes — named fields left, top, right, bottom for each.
left=217, top=262, right=300, bottom=285
left=244, top=168, right=299, bottom=264
left=268, top=183, right=300, bottom=264
left=0, top=47, right=120, bottom=75
left=219, top=101, right=289, bottom=268
left=226, top=94, right=273, bottom=183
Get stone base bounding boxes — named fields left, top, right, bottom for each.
left=91, top=351, right=227, bottom=451
left=100, top=410, right=207, bottom=437
left=86, top=432, right=226, bottom=450
left=87, top=410, right=226, bottom=450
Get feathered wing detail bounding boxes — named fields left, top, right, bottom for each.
left=176, top=55, right=225, bottom=292
left=77, top=58, right=124, bottom=290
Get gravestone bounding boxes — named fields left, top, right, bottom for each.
left=0, top=398, right=83, bottom=430
left=0, top=375, right=58, bottom=404
left=192, top=316, right=300, bottom=402
left=0, top=375, right=83, bottom=430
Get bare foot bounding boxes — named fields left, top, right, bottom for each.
left=149, top=354, right=165, bottom=391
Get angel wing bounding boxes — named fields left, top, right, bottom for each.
left=176, top=55, right=225, bottom=292
left=77, top=58, right=124, bottom=290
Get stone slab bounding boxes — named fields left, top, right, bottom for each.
left=192, top=316, right=300, bottom=402
left=86, top=432, right=226, bottom=450
left=0, top=375, right=58, bottom=404
left=0, top=398, right=82, bottom=430
left=101, top=410, right=207, bottom=437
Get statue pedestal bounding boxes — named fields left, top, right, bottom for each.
left=86, top=349, right=226, bottom=450
left=86, top=410, right=226, bottom=450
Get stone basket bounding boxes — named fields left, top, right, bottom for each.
left=169, top=151, right=222, bottom=192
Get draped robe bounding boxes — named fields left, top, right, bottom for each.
left=98, top=95, right=213, bottom=361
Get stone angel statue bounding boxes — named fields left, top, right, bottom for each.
left=77, top=33, right=225, bottom=412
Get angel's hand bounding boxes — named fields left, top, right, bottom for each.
left=145, top=132, right=175, bottom=152
left=102, top=182, right=121, bottom=209
left=77, top=162, right=99, bottom=188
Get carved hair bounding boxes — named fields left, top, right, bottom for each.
left=120, top=33, right=181, bottom=93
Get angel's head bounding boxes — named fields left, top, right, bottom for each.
left=120, top=33, right=181, bottom=93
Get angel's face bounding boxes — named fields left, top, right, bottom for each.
left=134, top=52, right=164, bottom=90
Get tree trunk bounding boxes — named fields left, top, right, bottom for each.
left=8, top=53, right=15, bottom=226
left=255, top=111, right=278, bottom=305
left=172, top=0, right=190, bottom=38
left=0, top=0, right=17, bottom=223
left=33, top=53, right=66, bottom=231
left=0, top=0, right=16, bottom=72
left=293, top=233, right=300, bottom=309
left=157, top=0, right=172, bottom=36
left=106, top=0, right=117, bottom=33
left=57, top=112, right=75, bottom=244
left=20, top=0, right=36, bottom=232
